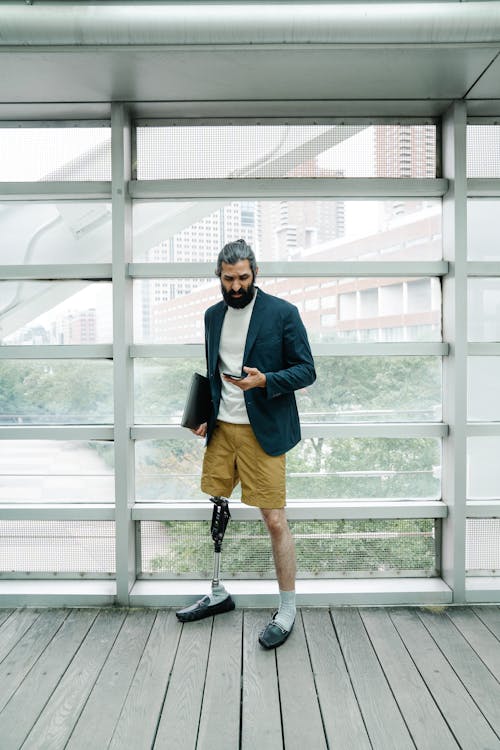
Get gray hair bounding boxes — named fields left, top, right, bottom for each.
left=215, top=239, right=257, bottom=278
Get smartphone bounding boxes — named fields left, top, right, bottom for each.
left=223, top=372, right=246, bottom=380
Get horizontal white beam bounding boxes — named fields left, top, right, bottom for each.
left=129, top=261, right=449, bottom=279
left=132, top=422, right=448, bottom=440
left=467, top=178, right=500, bottom=197
left=467, top=262, right=500, bottom=277
left=130, top=342, right=449, bottom=359
left=468, top=343, right=500, bottom=356
left=466, top=578, right=500, bottom=603
left=467, top=423, right=500, bottom=437
left=466, top=501, right=500, bottom=518
left=0, top=426, right=113, bottom=440
left=0, top=182, right=111, bottom=200
left=130, top=178, right=448, bottom=200
left=0, top=264, right=112, bottom=280
left=0, top=580, right=116, bottom=607
left=133, top=499, right=447, bottom=521
left=130, top=344, right=205, bottom=359
left=130, top=578, right=453, bottom=608
left=0, top=345, right=113, bottom=360
left=0, top=503, right=115, bottom=520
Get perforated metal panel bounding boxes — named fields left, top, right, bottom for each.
left=0, top=128, right=111, bottom=181
left=138, top=519, right=437, bottom=579
left=0, top=521, right=116, bottom=576
left=466, top=519, right=500, bottom=575
left=136, top=124, right=437, bottom=180
left=467, top=125, right=500, bottom=178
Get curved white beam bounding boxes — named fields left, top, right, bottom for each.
left=1, top=2, right=500, bottom=46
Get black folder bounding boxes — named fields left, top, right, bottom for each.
left=181, top=372, right=212, bottom=429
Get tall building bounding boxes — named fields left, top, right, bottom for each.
left=139, top=201, right=257, bottom=341
left=375, top=124, right=436, bottom=178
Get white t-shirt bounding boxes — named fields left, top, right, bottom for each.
left=217, top=290, right=258, bottom=424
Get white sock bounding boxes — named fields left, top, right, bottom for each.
left=274, top=589, right=296, bottom=631
left=208, top=583, right=230, bottom=605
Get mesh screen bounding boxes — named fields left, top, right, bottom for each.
left=467, top=125, right=500, bottom=178
left=139, top=519, right=437, bottom=578
left=0, top=128, right=111, bottom=181
left=466, top=519, right=500, bottom=575
left=136, top=124, right=437, bottom=179
left=0, top=521, right=115, bottom=574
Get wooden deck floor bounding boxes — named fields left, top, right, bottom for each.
left=0, top=605, right=499, bottom=749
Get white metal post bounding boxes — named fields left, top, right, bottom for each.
left=441, top=101, right=468, bottom=602
left=112, top=102, right=135, bottom=604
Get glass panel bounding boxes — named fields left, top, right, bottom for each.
left=136, top=124, right=437, bottom=179
left=135, top=437, right=441, bottom=501
left=0, top=520, right=115, bottom=574
left=468, top=357, right=500, bottom=422
left=289, top=437, right=441, bottom=500
left=467, top=125, right=500, bottom=178
left=139, top=519, right=437, bottom=579
left=135, top=356, right=441, bottom=425
left=133, top=277, right=442, bottom=344
left=468, top=279, right=500, bottom=342
left=467, top=200, right=500, bottom=260
left=466, top=519, right=500, bottom=575
left=0, top=360, right=113, bottom=425
left=301, top=357, right=442, bottom=423
left=135, top=358, right=205, bottom=424
left=0, top=202, right=112, bottom=264
left=0, top=441, right=114, bottom=503
left=467, top=437, right=500, bottom=499
left=132, top=199, right=442, bottom=262
left=0, top=127, right=111, bottom=181
left=0, top=281, right=112, bottom=344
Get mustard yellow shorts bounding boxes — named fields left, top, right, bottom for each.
left=201, top=421, right=286, bottom=509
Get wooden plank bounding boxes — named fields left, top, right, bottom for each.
left=332, top=608, right=414, bottom=750
left=20, top=609, right=126, bottom=750
left=418, top=608, right=500, bottom=736
left=0, top=608, right=40, bottom=663
left=153, top=616, right=213, bottom=749
left=197, top=610, right=243, bottom=750
left=302, top=608, right=371, bottom=750
left=473, top=605, right=500, bottom=640
left=447, top=607, right=500, bottom=682
left=108, top=609, right=183, bottom=750
left=277, top=610, right=328, bottom=750
left=241, top=609, right=282, bottom=750
left=0, top=609, right=68, bottom=713
left=390, top=608, right=500, bottom=750
left=360, top=608, right=459, bottom=750
left=0, top=610, right=14, bottom=629
left=0, top=608, right=99, bottom=750
left=66, top=608, right=156, bottom=750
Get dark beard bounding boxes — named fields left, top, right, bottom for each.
left=222, top=282, right=256, bottom=309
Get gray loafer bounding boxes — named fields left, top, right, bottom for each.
left=258, top=613, right=294, bottom=649
left=176, top=594, right=235, bottom=622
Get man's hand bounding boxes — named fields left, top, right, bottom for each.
left=226, top=366, right=266, bottom=390
left=191, top=422, right=207, bottom=438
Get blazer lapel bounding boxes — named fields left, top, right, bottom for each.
left=208, top=303, right=226, bottom=377
left=243, top=289, right=266, bottom=361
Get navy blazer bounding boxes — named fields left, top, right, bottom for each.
left=204, top=288, right=316, bottom=456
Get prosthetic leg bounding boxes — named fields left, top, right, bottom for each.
left=176, top=497, right=236, bottom=622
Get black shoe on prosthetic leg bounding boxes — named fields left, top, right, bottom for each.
left=176, top=497, right=235, bottom=622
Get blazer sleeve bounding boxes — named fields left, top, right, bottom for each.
left=264, top=304, right=316, bottom=399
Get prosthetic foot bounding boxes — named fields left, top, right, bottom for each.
left=176, top=497, right=235, bottom=622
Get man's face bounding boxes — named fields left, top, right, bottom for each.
left=220, top=259, right=257, bottom=309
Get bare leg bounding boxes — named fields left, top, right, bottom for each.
left=260, top=508, right=296, bottom=591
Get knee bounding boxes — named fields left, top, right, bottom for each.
left=262, top=510, right=289, bottom=538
